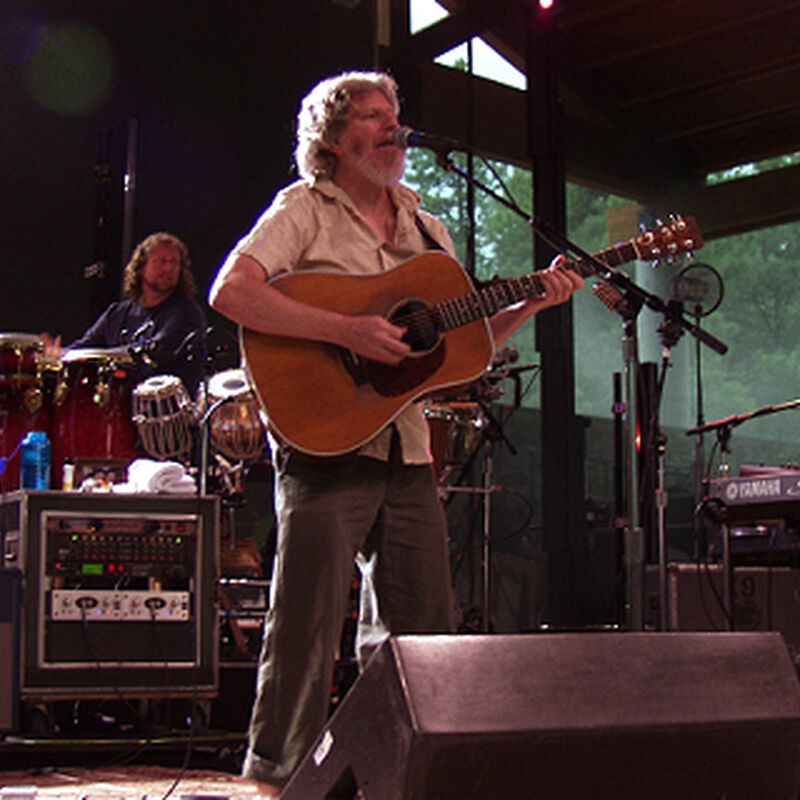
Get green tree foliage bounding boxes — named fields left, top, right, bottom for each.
left=693, top=221, right=800, bottom=443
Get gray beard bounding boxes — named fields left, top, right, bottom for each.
left=354, top=150, right=405, bottom=187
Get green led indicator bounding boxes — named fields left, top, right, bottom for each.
left=81, top=563, right=103, bottom=576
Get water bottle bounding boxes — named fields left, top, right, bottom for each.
left=21, top=431, right=51, bottom=490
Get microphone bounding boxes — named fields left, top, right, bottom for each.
left=490, top=345, right=519, bottom=371
left=129, top=319, right=156, bottom=342
left=126, top=319, right=157, bottom=367
left=671, top=274, right=709, bottom=305
left=173, top=326, right=211, bottom=360
left=174, top=330, right=199, bottom=359
left=392, top=126, right=468, bottom=154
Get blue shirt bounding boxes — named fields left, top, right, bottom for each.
left=70, top=292, right=207, bottom=396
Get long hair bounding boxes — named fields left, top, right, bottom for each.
left=122, top=231, right=196, bottom=299
left=294, top=70, right=400, bottom=181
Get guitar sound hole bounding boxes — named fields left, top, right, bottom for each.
left=390, top=299, right=439, bottom=353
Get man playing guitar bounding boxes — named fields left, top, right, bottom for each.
left=208, top=69, right=582, bottom=796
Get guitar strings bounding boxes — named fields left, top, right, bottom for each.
left=390, top=273, right=547, bottom=338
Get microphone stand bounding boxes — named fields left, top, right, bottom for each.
left=197, top=341, right=218, bottom=498
left=430, top=148, right=728, bottom=631
left=620, top=306, right=646, bottom=630
left=651, top=302, right=686, bottom=631
left=199, top=396, right=236, bottom=496
left=686, top=398, right=800, bottom=454
left=689, top=304, right=709, bottom=567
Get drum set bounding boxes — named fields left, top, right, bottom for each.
left=0, top=332, right=267, bottom=492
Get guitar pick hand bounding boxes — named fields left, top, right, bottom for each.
left=342, top=314, right=410, bottom=365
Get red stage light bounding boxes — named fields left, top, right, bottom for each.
left=539, top=0, right=554, bottom=9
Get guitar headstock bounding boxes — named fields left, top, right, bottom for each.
left=633, top=215, right=704, bottom=261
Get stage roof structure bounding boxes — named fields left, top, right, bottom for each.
left=381, top=0, right=800, bottom=239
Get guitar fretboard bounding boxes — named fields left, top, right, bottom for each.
left=428, top=238, right=641, bottom=333
left=385, top=218, right=699, bottom=345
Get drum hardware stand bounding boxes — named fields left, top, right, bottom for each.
left=438, top=372, right=532, bottom=633
left=440, top=401, right=514, bottom=633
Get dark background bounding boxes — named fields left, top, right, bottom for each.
left=1, top=0, right=375, bottom=350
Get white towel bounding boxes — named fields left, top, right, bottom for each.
left=115, top=458, right=197, bottom=495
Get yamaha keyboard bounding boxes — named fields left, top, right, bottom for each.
left=706, top=472, right=800, bottom=522
left=705, top=473, right=800, bottom=562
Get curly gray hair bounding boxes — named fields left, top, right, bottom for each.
left=294, top=70, right=400, bottom=180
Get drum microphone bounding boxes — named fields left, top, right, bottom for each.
left=130, top=319, right=156, bottom=342
left=491, top=345, right=519, bottom=370
left=174, top=326, right=212, bottom=360
left=174, top=330, right=199, bottom=359
left=392, top=126, right=468, bottom=154
left=129, top=348, right=156, bottom=368
left=125, top=320, right=157, bottom=367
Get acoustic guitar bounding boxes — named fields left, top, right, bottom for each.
left=241, top=216, right=702, bottom=455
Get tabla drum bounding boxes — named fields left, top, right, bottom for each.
left=424, top=401, right=484, bottom=484
left=132, top=374, right=196, bottom=460
left=0, top=333, right=51, bottom=490
left=50, top=347, right=139, bottom=488
left=206, top=368, right=266, bottom=461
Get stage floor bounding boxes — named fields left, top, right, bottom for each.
left=0, top=764, right=261, bottom=799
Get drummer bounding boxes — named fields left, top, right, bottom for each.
left=41, top=232, right=207, bottom=396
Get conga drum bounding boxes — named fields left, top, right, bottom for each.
left=132, top=374, right=196, bottom=460
left=50, top=347, right=139, bottom=488
left=0, top=333, right=50, bottom=490
left=206, top=369, right=266, bottom=461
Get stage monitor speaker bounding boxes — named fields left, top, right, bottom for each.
left=282, top=632, right=800, bottom=800
left=0, top=568, right=21, bottom=732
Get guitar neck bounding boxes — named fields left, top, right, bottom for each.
left=400, top=216, right=702, bottom=342
left=432, top=240, right=639, bottom=333
left=567, top=239, right=640, bottom=277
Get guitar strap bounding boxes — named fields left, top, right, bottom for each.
left=416, top=212, right=491, bottom=289
left=414, top=213, right=447, bottom=252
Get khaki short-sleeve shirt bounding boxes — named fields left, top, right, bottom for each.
left=229, top=177, right=456, bottom=464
